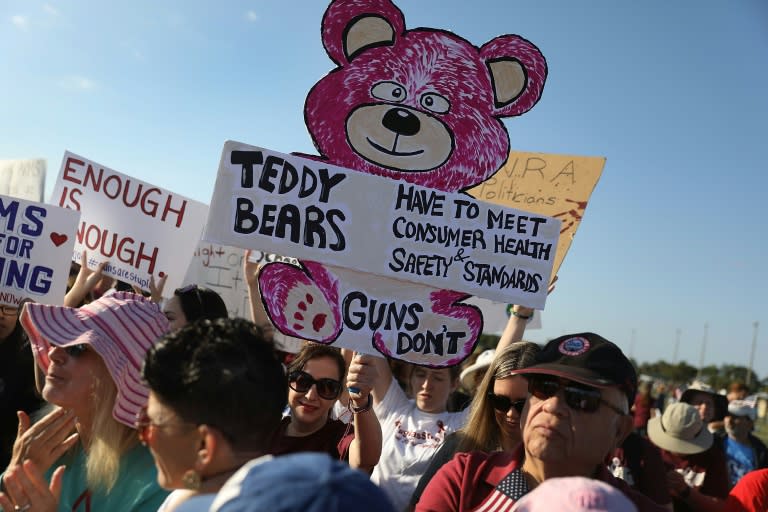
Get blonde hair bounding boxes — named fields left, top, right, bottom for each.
left=84, top=359, right=140, bottom=492
left=456, top=342, right=539, bottom=453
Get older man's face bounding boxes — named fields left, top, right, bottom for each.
left=521, top=376, right=631, bottom=472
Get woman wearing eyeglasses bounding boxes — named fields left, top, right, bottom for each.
left=139, top=318, right=287, bottom=512
left=268, top=343, right=382, bottom=473
left=0, top=292, right=170, bottom=512
left=408, top=342, right=540, bottom=508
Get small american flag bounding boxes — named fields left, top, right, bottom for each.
left=473, top=468, right=529, bottom=512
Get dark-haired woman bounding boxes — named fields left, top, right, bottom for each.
left=162, top=285, right=228, bottom=331
left=268, top=343, right=382, bottom=473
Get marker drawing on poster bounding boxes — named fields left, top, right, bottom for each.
left=205, top=0, right=554, bottom=367
left=51, top=152, right=209, bottom=292
left=0, top=194, right=80, bottom=307
left=205, top=143, right=561, bottom=306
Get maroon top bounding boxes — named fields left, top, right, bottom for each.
left=416, top=446, right=668, bottom=512
left=269, top=416, right=354, bottom=461
left=608, top=431, right=672, bottom=506
left=633, top=394, right=653, bottom=429
left=660, top=443, right=730, bottom=512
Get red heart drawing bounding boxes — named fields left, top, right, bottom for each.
left=50, top=233, right=68, bottom=247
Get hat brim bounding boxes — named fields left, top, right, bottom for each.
left=20, top=296, right=161, bottom=429
left=21, top=302, right=99, bottom=373
left=459, top=361, right=491, bottom=389
left=647, top=416, right=713, bottom=455
left=680, top=389, right=728, bottom=422
left=514, top=364, right=618, bottom=390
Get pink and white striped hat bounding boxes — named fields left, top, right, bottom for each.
left=20, top=292, right=171, bottom=428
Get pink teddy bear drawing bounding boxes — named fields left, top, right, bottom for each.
left=258, top=0, right=547, bottom=367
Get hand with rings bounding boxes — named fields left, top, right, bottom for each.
left=0, top=459, right=65, bottom=512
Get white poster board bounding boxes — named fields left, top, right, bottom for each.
left=50, top=152, right=209, bottom=292
left=0, top=195, right=80, bottom=306
left=0, top=159, right=46, bottom=202
left=204, top=141, right=561, bottom=308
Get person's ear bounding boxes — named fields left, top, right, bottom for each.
left=194, top=425, right=221, bottom=471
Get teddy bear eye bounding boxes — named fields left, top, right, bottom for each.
left=420, top=93, right=450, bottom=114
left=371, top=82, right=407, bottom=102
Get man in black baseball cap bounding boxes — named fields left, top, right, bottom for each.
left=417, top=333, right=665, bottom=512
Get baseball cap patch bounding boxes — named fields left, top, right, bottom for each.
left=559, top=336, right=590, bottom=356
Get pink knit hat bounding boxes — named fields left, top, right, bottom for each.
left=511, top=477, right=637, bottom=512
left=20, top=292, right=171, bottom=428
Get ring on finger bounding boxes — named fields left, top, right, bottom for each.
left=15, top=505, right=32, bottom=512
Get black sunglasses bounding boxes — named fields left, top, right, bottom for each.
left=63, top=344, right=89, bottom=357
left=528, top=375, right=626, bottom=415
left=487, top=393, right=526, bottom=414
left=288, top=370, right=342, bottom=400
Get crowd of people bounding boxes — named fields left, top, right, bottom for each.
left=0, top=254, right=766, bottom=512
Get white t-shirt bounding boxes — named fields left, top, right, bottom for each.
left=370, top=378, right=468, bottom=511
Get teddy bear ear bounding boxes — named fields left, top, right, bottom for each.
left=321, top=0, right=406, bottom=66
left=480, top=35, right=548, bottom=118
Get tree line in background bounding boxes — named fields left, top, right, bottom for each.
left=477, top=334, right=765, bottom=393
left=634, top=360, right=765, bottom=393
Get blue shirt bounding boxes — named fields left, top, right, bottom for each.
left=724, top=436, right=756, bottom=487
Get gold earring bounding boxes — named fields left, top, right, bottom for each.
left=181, top=469, right=201, bottom=490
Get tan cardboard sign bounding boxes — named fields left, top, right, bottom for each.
left=468, top=150, right=606, bottom=280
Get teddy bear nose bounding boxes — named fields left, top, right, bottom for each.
left=382, top=107, right=421, bottom=137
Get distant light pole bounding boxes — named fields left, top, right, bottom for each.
left=673, top=328, right=681, bottom=364
left=696, top=323, right=708, bottom=381
left=746, top=321, right=760, bottom=387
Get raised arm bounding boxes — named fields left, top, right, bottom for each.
left=243, top=250, right=274, bottom=339
left=497, top=276, right=557, bottom=353
left=64, top=250, right=108, bottom=307
left=345, top=354, right=383, bottom=473
left=369, top=354, right=394, bottom=406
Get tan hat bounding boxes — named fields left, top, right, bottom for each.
left=647, top=402, right=713, bottom=455
left=459, top=349, right=495, bottom=390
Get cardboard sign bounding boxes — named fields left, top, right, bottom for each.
left=50, top=152, right=209, bottom=292
left=468, top=150, right=605, bottom=279
left=181, top=242, right=298, bottom=319
left=0, top=159, right=46, bottom=202
left=181, top=243, right=304, bottom=353
left=0, top=195, right=79, bottom=306
left=204, top=141, right=561, bottom=308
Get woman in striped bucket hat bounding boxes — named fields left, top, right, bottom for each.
left=0, top=291, right=171, bottom=512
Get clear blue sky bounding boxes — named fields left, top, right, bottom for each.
left=2, top=1, right=766, bottom=377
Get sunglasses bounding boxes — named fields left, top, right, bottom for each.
left=176, top=284, right=204, bottom=308
left=288, top=370, right=341, bottom=400
left=528, top=376, right=627, bottom=415
left=134, top=406, right=195, bottom=446
left=487, top=393, right=526, bottom=414
left=63, top=344, right=89, bottom=357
